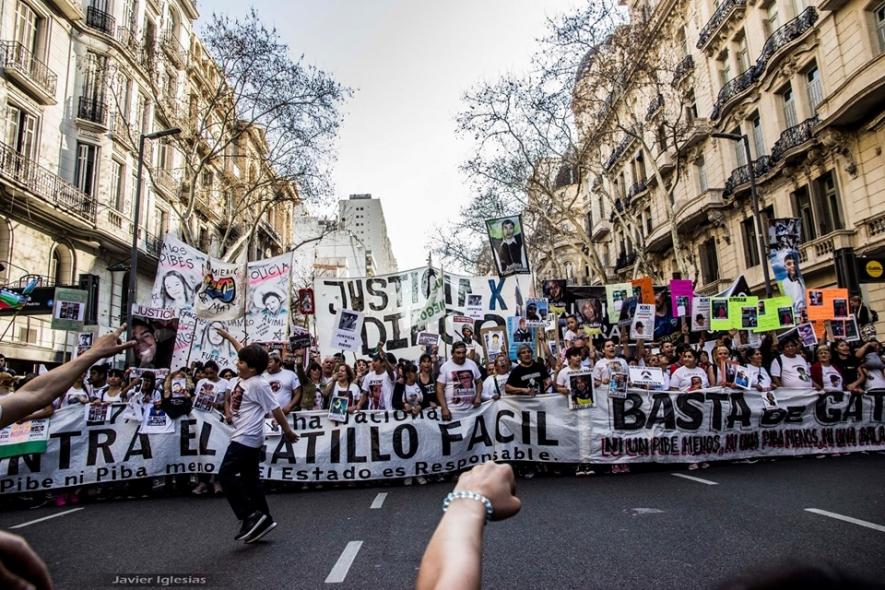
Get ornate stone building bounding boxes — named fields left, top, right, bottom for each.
left=0, top=0, right=294, bottom=368
left=573, top=0, right=884, bottom=322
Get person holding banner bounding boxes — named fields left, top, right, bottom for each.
left=363, top=346, right=397, bottom=411
left=263, top=351, right=301, bottom=414
left=436, top=342, right=482, bottom=420
left=770, top=337, right=814, bottom=389
left=220, top=344, right=299, bottom=544
left=591, top=340, right=629, bottom=388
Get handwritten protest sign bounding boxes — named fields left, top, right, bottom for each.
left=245, top=252, right=292, bottom=343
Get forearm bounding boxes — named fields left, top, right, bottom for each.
left=271, top=407, right=294, bottom=434
left=417, top=502, right=485, bottom=590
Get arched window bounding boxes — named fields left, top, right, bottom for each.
left=49, top=242, right=75, bottom=286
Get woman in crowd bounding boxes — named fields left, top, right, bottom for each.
left=219, top=368, right=236, bottom=381
left=744, top=348, right=773, bottom=392
left=670, top=349, right=709, bottom=391
left=324, top=363, right=361, bottom=413
left=397, top=363, right=430, bottom=415
left=96, top=369, right=127, bottom=404
left=482, top=356, right=510, bottom=401
left=591, top=339, right=629, bottom=388
left=856, top=339, right=885, bottom=390
left=415, top=353, right=438, bottom=407
left=161, top=369, right=194, bottom=419
left=708, top=345, right=739, bottom=388
left=830, top=340, right=865, bottom=393
left=811, top=345, right=843, bottom=392
left=299, top=361, right=328, bottom=411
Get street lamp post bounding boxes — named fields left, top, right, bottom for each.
left=126, top=128, right=181, bottom=343
left=712, top=132, right=773, bottom=298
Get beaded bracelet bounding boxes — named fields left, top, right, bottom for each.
left=442, top=490, right=494, bottom=522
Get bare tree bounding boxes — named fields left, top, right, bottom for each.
left=102, top=10, right=350, bottom=260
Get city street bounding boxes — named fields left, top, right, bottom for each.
left=2, top=454, right=884, bottom=590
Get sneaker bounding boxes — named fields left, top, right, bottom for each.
left=212, top=482, right=223, bottom=495
left=415, top=476, right=428, bottom=485
left=244, top=519, right=277, bottom=544
left=403, top=478, right=413, bottom=486
left=699, top=462, right=710, bottom=469
left=191, top=483, right=209, bottom=496
left=235, top=511, right=268, bottom=541
left=688, top=463, right=699, bottom=471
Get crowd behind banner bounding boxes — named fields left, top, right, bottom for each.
left=1, top=222, right=885, bottom=499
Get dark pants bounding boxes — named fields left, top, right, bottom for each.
left=219, top=441, right=270, bottom=521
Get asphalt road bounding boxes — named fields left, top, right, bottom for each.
left=2, top=454, right=884, bottom=590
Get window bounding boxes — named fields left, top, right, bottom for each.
left=876, top=1, right=885, bottom=52
left=14, top=1, right=41, bottom=56
left=805, top=65, right=823, bottom=113
left=695, top=157, right=708, bottom=193
left=781, top=84, right=798, bottom=128
left=82, top=51, right=107, bottom=100
left=791, top=0, right=806, bottom=17
left=732, top=127, right=747, bottom=167
left=110, top=159, right=124, bottom=211
left=814, top=171, right=844, bottom=235
left=699, top=238, right=719, bottom=284
left=644, top=207, right=653, bottom=235
left=718, top=50, right=732, bottom=86
left=763, top=1, right=780, bottom=37
left=155, top=206, right=169, bottom=237
left=793, top=186, right=815, bottom=240
left=751, top=114, right=765, bottom=158
left=74, top=142, right=99, bottom=196
left=686, top=90, right=698, bottom=121
left=4, top=104, right=38, bottom=159
left=736, top=33, right=750, bottom=73
left=741, top=217, right=760, bottom=267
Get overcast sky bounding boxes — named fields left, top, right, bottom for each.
left=203, top=0, right=584, bottom=271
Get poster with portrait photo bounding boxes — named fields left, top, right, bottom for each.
left=567, top=370, right=594, bottom=410
left=246, top=252, right=293, bottom=342
left=833, top=298, right=849, bottom=319
left=796, top=322, right=818, bottom=348
left=328, top=396, right=350, bottom=423
left=760, top=390, right=779, bottom=410
left=605, top=283, right=631, bottom=323
left=525, top=298, right=548, bottom=328
left=297, top=288, right=315, bottom=316
left=845, top=314, right=860, bottom=342
left=330, top=308, right=364, bottom=352
left=465, top=293, right=484, bottom=320
left=507, top=316, right=535, bottom=359
left=828, top=319, right=847, bottom=340
left=75, top=331, right=95, bottom=358
left=542, top=280, right=567, bottom=309
left=691, top=297, right=711, bottom=332
left=417, top=331, right=440, bottom=348
left=151, top=235, right=207, bottom=310
left=630, top=303, right=655, bottom=340
left=740, top=306, right=759, bottom=330
left=768, top=218, right=806, bottom=320
left=130, top=305, right=179, bottom=369
left=480, top=326, right=507, bottom=362
left=575, top=297, right=604, bottom=335
left=485, top=214, right=530, bottom=276
left=608, top=369, right=628, bottom=399
left=140, top=404, right=175, bottom=434
left=85, top=402, right=112, bottom=425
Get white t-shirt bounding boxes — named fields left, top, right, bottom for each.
left=229, top=375, right=279, bottom=448
left=262, top=368, right=301, bottom=411
left=556, top=366, right=584, bottom=391
left=770, top=354, right=812, bottom=388
left=332, top=382, right=361, bottom=404
left=481, top=373, right=508, bottom=400
left=592, top=358, right=629, bottom=384
left=820, top=364, right=843, bottom=392
left=865, top=368, right=885, bottom=391
left=64, top=387, right=89, bottom=405
left=402, top=383, right=424, bottom=406
left=744, top=365, right=772, bottom=390
left=436, top=359, right=482, bottom=409
left=670, top=366, right=710, bottom=391
left=194, top=378, right=231, bottom=409
left=362, top=370, right=395, bottom=410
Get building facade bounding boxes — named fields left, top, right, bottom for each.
left=571, top=0, right=884, bottom=325
left=338, top=193, right=398, bottom=275
left=0, top=0, right=295, bottom=370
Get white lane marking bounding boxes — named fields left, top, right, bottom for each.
left=370, top=492, right=387, bottom=510
left=325, top=541, right=363, bottom=584
left=805, top=509, right=885, bottom=533
left=670, top=473, right=718, bottom=486
left=9, top=507, right=85, bottom=529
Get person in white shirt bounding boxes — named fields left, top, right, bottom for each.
left=481, top=356, right=510, bottom=401
left=194, top=360, right=232, bottom=413
left=219, top=344, right=299, bottom=544
left=562, top=315, right=579, bottom=345
left=262, top=351, right=301, bottom=414
left=670, top=349, right=710, bottom=391
left=592, top=340, right=629, bottom=388
left=555, top=347, right=585, bottom=397
left=436, top=342, right=482, bottom=420
left=362, top=346, right=396, bottom=411
left=770, top=337, right=812, bottom=389
left=744, top=348, right=772, bottom=392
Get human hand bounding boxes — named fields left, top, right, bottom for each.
left=0, top=530, right=53, bottom=590
left=86, top=325, right=135, bottom=360
left=454, top=462, right=521, bottom=522
left=441, top=408, right=452, bottom=421
left=284, top=430, right=299, bottom=443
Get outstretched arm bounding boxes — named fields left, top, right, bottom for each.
left=0, top=326, right=134, bottom=428
left=417, top=462, right=521, bottom=590
left=214, top=327, right=243, bottom=353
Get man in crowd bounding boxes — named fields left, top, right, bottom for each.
left=320, top=357, right=337, bottom=388
left=436, top=342, right=482, bottom=421
left=505, top=345, right=552, bottom=396
left=362, top=346, right=396, bottom=410
left=0, top=353, right=16, bottom=377
left=86, top=364, right=109, bottom=402
left=262, top=351, right=301, bottom=414
left=481, top=355, right=510, bottom=401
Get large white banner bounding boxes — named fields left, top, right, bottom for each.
left=245, top=252, right=292, bottom=343
left=151, top=236, right=207, bottom=309
left=171, top=308, right=245, bottom=371
left=1, top=390, right=884, bottom=492
left=314, top=267, right=534, bottom=358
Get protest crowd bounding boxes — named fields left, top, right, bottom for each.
left=2, top=225, right=884, bottom=514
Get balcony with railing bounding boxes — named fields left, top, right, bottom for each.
left=604, top=136, right=634, bottom=171
left=76, top=96, right=108, bottom=127
left=614, top=252, right=637, bottom=271
left=711, top=66, right=759, bottom=121
left=756, top=8, right=817, bottom=78
left=645, top=94, right=664, bottom=121
left=162, top=31, right=188, bottom=69
left=153, top=167, right=177, bottom=193
left=0, top=141, right=96, bottom=223
left=697, top=0, right=747, bottom=53
left=85, top=6, right=116, bottom=37
left=46, top=0, right=84, bottom=20
left=671, top=55, right=694, bottom=86
left=723, top=156, right=771, bottom=197
left=770, top=116, right=818, bottom=162
left=0, top=41, right=58, bottom=104
left=627, top=178, right=648, bottom=199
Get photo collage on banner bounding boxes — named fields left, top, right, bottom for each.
left=485, top=214, right=531, bottom=277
